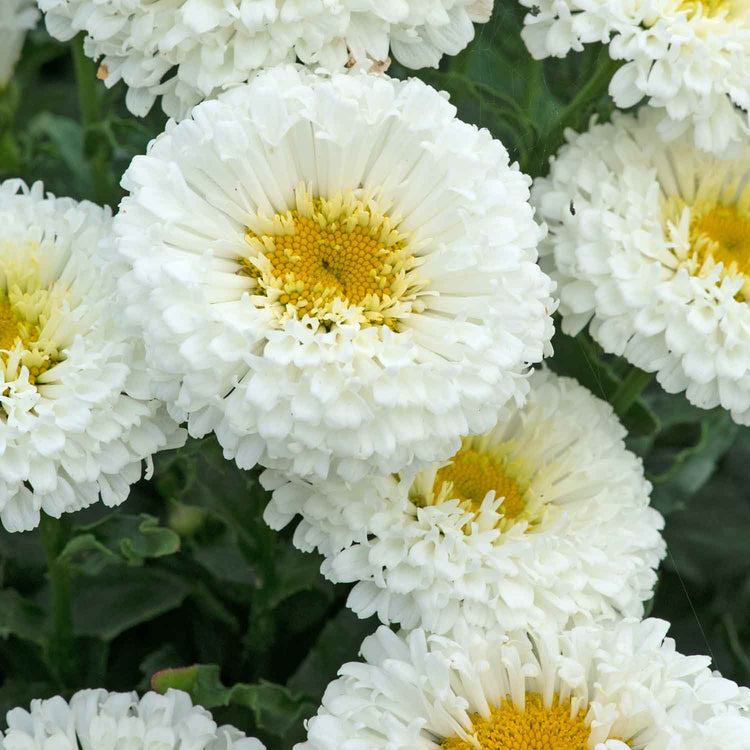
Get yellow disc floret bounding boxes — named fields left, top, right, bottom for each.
left=433, top=447, right=526, bottom=519
left=410, top=434, right=545, bottom=534
left=239, top=184, right=426, bottom=329
left=0, top=248, right=67, bottom=389
left=663, top=195, right=750, bottom=299
left=675, top=0, right=749, bottom=19
left=442, top=693, right=627, bottom=750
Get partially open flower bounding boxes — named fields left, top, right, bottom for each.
left=301, top=619, right=750, bottom=750
left=0, top=180, right=184, bottom=532
left=263, top=369, right=665, bottom=634
left=39, top=0, right=494, bottom=119
left=535, top=108, right=750, bottom=424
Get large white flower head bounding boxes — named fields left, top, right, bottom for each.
left=0, top=688, right=265, bottom=750
left=0, top=0, right=39, bottom=88
left=301, top=619, right=750, bottom=750
left=263, top=369, right=665, bottom=635
left=0, top=180, right=185, bottom=532
left=116, top=66, right=554, bottom=483
left=519, top=0, right=750, bottom=153
left=535, top=108, right=750, bottom=424
left=38, top=0, right=494, bottom=119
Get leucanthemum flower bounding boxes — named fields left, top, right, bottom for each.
left=301, top=619, right=750, bottom=750
left=0, top=180, right=185, bottom=532
left=39, top=0, right=494, bottom=119
left=0, top=0, right=38, bottom=88
left=519, top=0, right=750, bottom=154
left=263, top=369, right=664, bottom=634
left=116, top=66, right=554, bottom=482
left=0, top=688, right=265, bottom=750
left=535, top=108, right=750, bottom=424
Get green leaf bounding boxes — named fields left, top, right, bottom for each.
left=59, top=514, right=180, bottom=575
left=0, top=589, right=49, bottom=646
left=288, top=607, right=376, bottom=699
left=547, top=326, right=659, bottom=437
left=152, top=665, right=316, bottom=737
left=646, top=407, right=738, bottom=515
left=72, top=567, right=190, bottom=641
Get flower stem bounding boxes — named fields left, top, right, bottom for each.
left=40, top=514, right=76, bottom=687
left=71, top=33, right=114, bottom=206
left=610, top=366, right=653, bottom=419
left=527, top=52, right=622, bottom=175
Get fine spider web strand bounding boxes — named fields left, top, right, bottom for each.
left=666, top=545, right=718, bottom=669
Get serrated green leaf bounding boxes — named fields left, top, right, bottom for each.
left=59, top=514, right=180, bottom=574
left=152, top=665, right=315, bottom=738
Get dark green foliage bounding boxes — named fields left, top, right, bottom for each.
left=0, top=3, right=748, bottom=746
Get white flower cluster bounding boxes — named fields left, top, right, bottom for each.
left=0, top=689, right=265, bottom=750
left=264, top=369, right=665, bottom=635
left=0, top=180, right=185, bottom=532
left=301, top=619, right=750, bottom=750
left=115, top=65, right=554, bottom=483
left=519, top=0, right=750, bottom=154
left=0, top=0, right=38, bottom=88
left=535, top=107, right=750, bottom=424
left=39, top=0, right=493, bottom=118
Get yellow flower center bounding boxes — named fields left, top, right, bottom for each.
left=433, top=448, right=526, bottom=519
left=410, top=434, right=544, bottom=534
left=662, top=194, right=750, bottom=298
left=0, top=294, right=57, bottom=385
left=0, top=298, right=21, bottom=353
left=441, top=693, right=628, bottom=750
left=692, top=204, right=750, bottom=276
left=673, top=0, right=750, bottom=20
left=239, top=184, right=425, bottom=330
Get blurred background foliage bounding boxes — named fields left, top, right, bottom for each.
left=0, top=2, right=748, bottom=747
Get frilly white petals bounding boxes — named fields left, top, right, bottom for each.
left=39, top=0, right=494, bottom=118
left=519, top=0, right=750, bottom=153
left=0, top=688, right=265, bottom=750
left=263, top=369, right=665, bottom=634
left=299, top=619, right=750, bottom=750
left=534, top=108, right=750, bottom=424
left=116, top=66, right=554, bottom=482
left=0, top=0, right=38, bottom=87
left=0, top=180, right=185, bottom=532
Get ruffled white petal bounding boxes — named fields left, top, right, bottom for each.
left=519, top=0, right=750, bottom=154
left=0, top=688, right=265, bottom=750
left=300, top=619, right=750, bottom=750
left=116, top=66, right=554, bottom=482
left=0, top=180, right=185, bottom=532
left=534, top=107, right=750, bottom=424
left=263, top=369, right=665, bottom=634
left=0, top=0, right=38, bottom=87
left=38, top=0, right=494, bottom=118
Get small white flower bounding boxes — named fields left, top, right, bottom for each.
left=535, top=108, right=750, bottom=424
left=519, top=0, right=750, bottom=154
left=0, top=0, right=38, bottom=88
left=116, top=66, right=554, bottom=483
left=0, top=688, right=265, bottom=750
left=263, top=369, right=665, bottom=634
left=0, top=180, right=185, bottom=532
left=38, top=0, right=494, bottom=119
left=300, top=618, right=750, bottom=750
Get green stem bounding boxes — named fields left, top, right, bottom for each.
left=71, top=34, right=113, bottom=206
left=528, top=53, right=622, bottom=175
left=40, top=514, right=76, bottom=688
left=610, top=367, right=653, bottom=418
